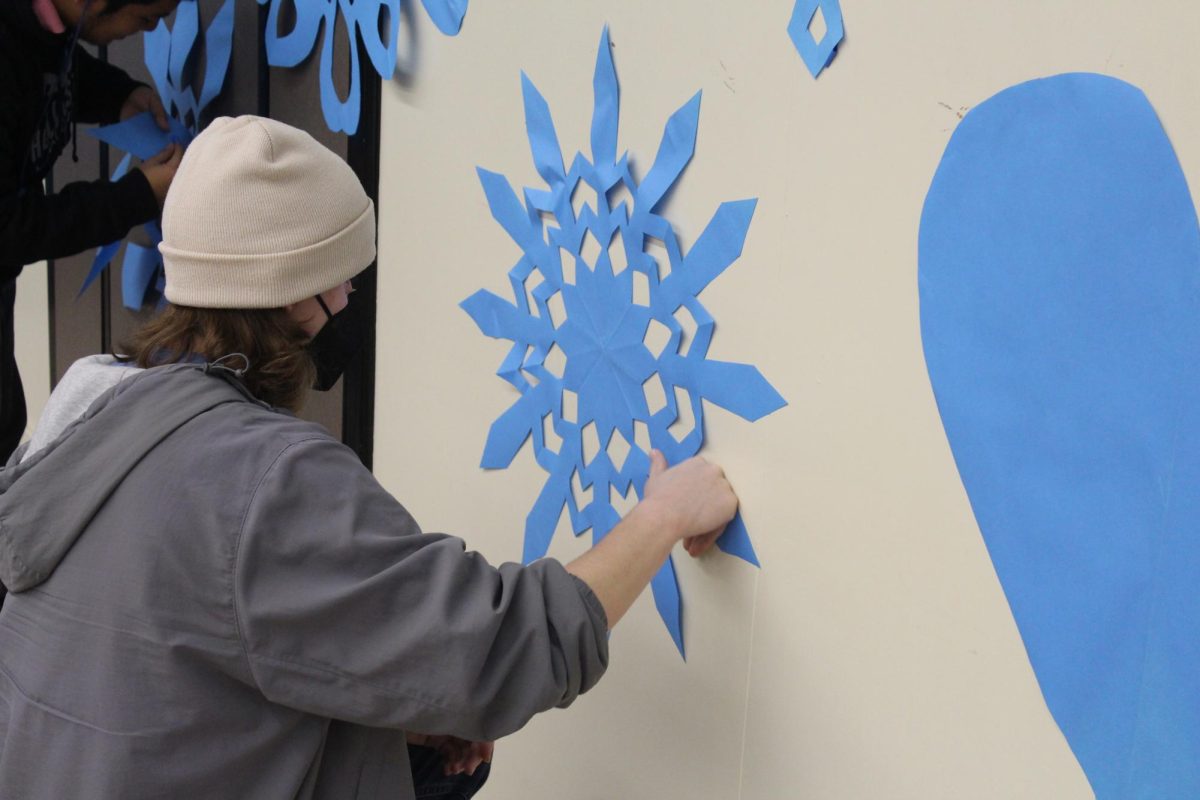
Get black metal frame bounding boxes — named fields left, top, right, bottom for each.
left=342, top=40, right=381, bottom=470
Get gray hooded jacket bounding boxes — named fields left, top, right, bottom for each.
left=0, top=363, right=608, bottom=798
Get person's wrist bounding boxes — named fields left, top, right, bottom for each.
left=632, top=493, right=687, bottom=545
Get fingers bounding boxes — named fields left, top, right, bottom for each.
left=440, top=739, right=466, bottom=775
left=462, top=752, right=485, bottom=776
left=438, top=738, right=492, bottom=776
left=144, top=142, right=178, bottom=166
left=149, top=93, right=169, bottom=131
left=683, top=527, right=723, bottom=557
left=648, top=448, right=667, bottom=477
left=461, top=740, right=492, bottom=775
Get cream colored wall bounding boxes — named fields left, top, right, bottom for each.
left=375, top=2, right=1200, bottom=797
left=13, top=264, right=50, bottom=445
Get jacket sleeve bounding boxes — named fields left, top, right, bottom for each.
left=0, top=124, right=159, bottom=270
left=232, top=436, right=610, bottom=741
left=73, top=48, right=142, bottom=124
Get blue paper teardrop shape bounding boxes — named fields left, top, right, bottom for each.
left=919, top=73, right=1200, bottom=798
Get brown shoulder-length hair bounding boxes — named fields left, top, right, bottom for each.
left=120, top=305, right=315, bottom=412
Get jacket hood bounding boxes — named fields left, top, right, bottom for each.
left=0, top=363, right=264, bottom=592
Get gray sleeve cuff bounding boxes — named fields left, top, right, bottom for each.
left=566, top=571, right=610, bottom=633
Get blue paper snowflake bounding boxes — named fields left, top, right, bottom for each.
left=82, top=0, right=233, bottom=306
left=462, top=28, right=786, bottom=656
left=257, top=0, right=469, bottom=135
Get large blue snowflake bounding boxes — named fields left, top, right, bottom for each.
left=462, top=27, right=786, bottom=656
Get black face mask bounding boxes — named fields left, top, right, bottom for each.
left=308, top=290, right=367, bottom=391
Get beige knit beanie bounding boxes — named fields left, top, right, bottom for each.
left=160, top=116, right=375, bottom=308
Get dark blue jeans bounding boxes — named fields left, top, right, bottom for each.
left=408, top=744, right=491, bottom=800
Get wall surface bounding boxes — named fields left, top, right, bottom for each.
left=374, top=2, right=1200, bottom=797
left=13, top=264, right=49, bottom=444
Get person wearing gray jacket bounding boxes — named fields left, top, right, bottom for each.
left=0, top=117, right=739, bottom=799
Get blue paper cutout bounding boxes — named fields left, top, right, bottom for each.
left=421, top=0, right=468, bottom=35
left=81, top=0, right=230, bottom=302
left=920, top=73, right=1200, bottom=798
left=257, top=0, right=469, bottom=135
left=144, top=0, right=234, bottom=131
left=462, top=27, right=786, bottom=656
left=787, top=0, right=844, bottom=78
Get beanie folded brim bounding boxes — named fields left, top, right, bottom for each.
left=161, top=201, right=376, bottom=309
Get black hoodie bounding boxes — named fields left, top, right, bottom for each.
left=0, top=0, right=159, bottom=460
left=0, top=0, right=159, bottom=278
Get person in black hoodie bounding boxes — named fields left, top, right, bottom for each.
left=0, top=0, right=181, bottom=463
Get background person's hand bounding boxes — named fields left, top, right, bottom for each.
left=642, top=450, right=738, bottom=554
left=137, top=143, right=183, bottom=208
left=120, top=85, right=169, bottom=131
left=425, top=735, right=494, bottom=776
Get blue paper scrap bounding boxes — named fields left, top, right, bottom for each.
left=920, top=73, right=1200, bottom=798
left=788, top=0, right=844, bottom=78
left=257, top=0, right=469, bottom=135
left=462, top=27, right=786, bottom=656
left=90, top=112, right=192, bottom=161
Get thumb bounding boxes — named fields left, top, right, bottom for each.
left=144, top=143, right=174, bottom=166
left=648, top=449, right=667, bottom=478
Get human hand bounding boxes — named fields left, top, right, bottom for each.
left=425, top=735, right=494, bottom=777
left=643, top=450, right=738, bottom=554
left=137, top=143, right=183, bottom=208
left=120, top=85, right=169, bottom=131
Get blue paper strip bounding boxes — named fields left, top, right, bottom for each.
left=143, top=19, right=171, bottom=102
left=121, top=242, right=163, bottom=311
left=462, top=26, right=786, bottom=656
left=197, top=0, right=236, bottom=110
left=920, top=73, right=1200, bottom=798
left=167, top=0, right=198, bottom=91
left=79, top=153, right=133, bottom=297
left=787, top=0, right=844, bottom=79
